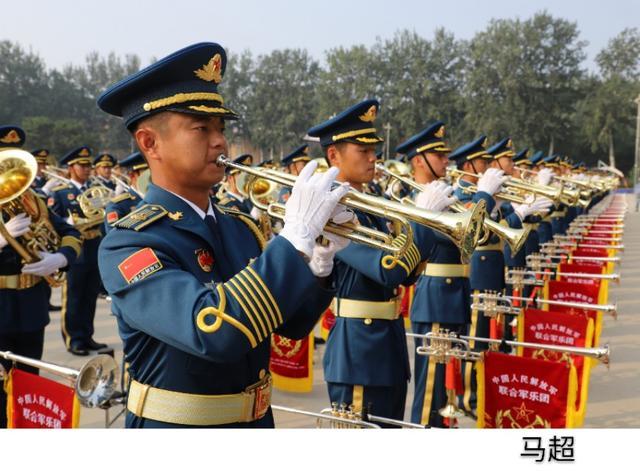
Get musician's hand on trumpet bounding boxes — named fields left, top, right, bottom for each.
left=415, top=181, right=457, bottom=212
left=0, top=213, right=31, bottom=249
left=476, top=168, right=508, bottom=196
left=279, top=160, right=351, bottom=260
left=41, top=177, right=60, bottom=196
left=308, top=229, right=351, bottom=277
left=21, top=250, right=68, bottom=277
left=536, top=167, right=554, bottom=186
left=512, top=194, right=553, bottom=220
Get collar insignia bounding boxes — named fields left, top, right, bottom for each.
left=167, top=211, right=183, bottom=221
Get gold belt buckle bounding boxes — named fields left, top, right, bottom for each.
left=247, top=374, right=272, bottom=420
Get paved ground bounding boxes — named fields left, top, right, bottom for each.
left=38, top=194, right=637, bottom=428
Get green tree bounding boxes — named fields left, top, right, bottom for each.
left=579, top=28, right=640, bottom=170
left=463, top=12, right=586, bottom=153
left=245, top=49, right=320, bottom=159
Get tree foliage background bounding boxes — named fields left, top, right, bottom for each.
left=1, top=11, right=639, bottom=174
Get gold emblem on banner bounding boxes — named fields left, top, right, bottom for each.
left=271, top=335, right=303, bottom=359
left=494, top=403, right=550, bottom=428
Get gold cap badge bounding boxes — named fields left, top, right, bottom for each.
left=194, top=54, right=223, bottom=84
left=0, top=130, right=20, bottom=144
left=359, top=105, right=377, bottom=123
left=434, top=126, right=445, bottom=138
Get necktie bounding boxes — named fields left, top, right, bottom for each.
left=204, top=215, right=234, bottom=281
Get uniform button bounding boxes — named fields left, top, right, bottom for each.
left=364, top=318, right=372, bottom=325
left=481, top=255, right=486, bottom=261
left=258, top=369, right=266, bottom=379
left=445, top=278, right=452, bottom=284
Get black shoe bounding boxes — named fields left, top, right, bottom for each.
left=48, top=304, right=61, bottom=312
left=68, top=344, right=90, bottom=356
left=86, top=339, right=108, bottom=350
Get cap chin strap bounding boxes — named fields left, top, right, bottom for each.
left=420, top=153, right=438, bottom=181
left=470, top=160, right=479, bottom=176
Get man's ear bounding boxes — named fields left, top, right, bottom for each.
left=327, top=145, right=339, bottom=166
left=134, top=127, right=160, bottom=162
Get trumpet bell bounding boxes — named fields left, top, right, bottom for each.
left=0, top=149, right=37, bottom=203
left=76, top=354, right=119, bottom=408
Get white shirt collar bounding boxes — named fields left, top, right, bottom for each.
left=167, top=190, right=216, bottom=221
left=70, top=179, right=85, bottom=190
left=226, top=190, right=244, bottom=202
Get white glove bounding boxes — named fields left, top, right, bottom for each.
left=21, top=251, right=68, bottom=277
left=415, top=181, right=457, bottom=212
left=41, top=178, right=59, bottom=195
left=477, top=168, right=508, bottom=196
left=307, top=231, right=351, bottom=278
left=536, top=168, right=555, bottom=186
left=114, top=182, right=127, bottom=196
left=250, top=206, right=262, bottom=221
left=512, top=197, right=553, bottom=220
left=574, top=173, right=588, bottom=182
left=279, top=161, right=350, bottom=259
left=0, top=213, right=31, bottom=249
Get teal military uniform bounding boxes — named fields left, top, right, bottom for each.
left=307, top=99, right=437, bottom=425
left=48, top=146, right=106, bottom=354
left=99, top=184, right=334, bottom=427
left=96, top=42, right=336, bottom=427
left=0, top=126, right=83, bottom=427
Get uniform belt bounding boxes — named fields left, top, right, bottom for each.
left=475, top=241, right=503, bottom=251
left=332, top=298, right=400, bottom=320
left=524, top=222, right=540, bottom=230
left=422, top=263, right=470, bottom=278
left=550, top=210, right=567, bottom=219
left=0, top=274, right=42, bottom=290
left=127, top=374, right=272, bottom=426
left=82, top=229, right=102, bottom=240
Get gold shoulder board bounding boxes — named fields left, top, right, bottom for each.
left=215, top=205, right=266, bottom=250
left=52, top=184, right=70, bottom=192
left=113, top=204, right=167, bottom=231
left=110, top=192, right=134, bottom=204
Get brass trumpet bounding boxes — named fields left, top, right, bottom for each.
left=0, top=350, right=119, bottom=408
left=218, top=155, right=485, bottom=265
left=407, top=328, right=610, bottom=364
left=472, top=290, right=617, bottom=319
left=377, top=163, right=530, bottom=254
left=0, top=149, right=65, bottom=285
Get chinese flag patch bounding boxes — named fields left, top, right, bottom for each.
left=118, top=248, right=163, bottom=284
left=107, top=211, right=119, bottom=223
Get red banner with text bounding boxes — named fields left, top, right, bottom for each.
left=477, top=352, right=577, bottom=428
left=5, top=368, right=79, bottom=428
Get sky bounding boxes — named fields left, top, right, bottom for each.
left=4, top=0, right=639, bottom=70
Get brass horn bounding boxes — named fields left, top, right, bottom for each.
left=0, top=351, right=119, bottom=408
left=377, top=163, right=530, bottom=254
left=218, top=155, right=485, bottom=265
left=0, top=149, right=65, bottom=285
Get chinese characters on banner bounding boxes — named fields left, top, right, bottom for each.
left=6, top=368, right=79, bottom=428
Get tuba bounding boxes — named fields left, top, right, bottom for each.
left=0, top=149, right=65, bottom=285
